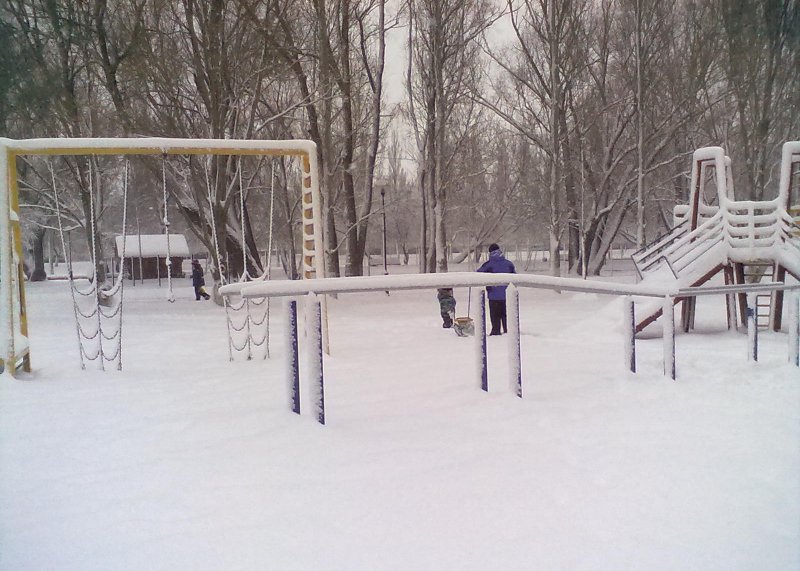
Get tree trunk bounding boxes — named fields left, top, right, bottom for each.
left=547, top=0, right=562, bottom=278
left=29, top=227, right=47, bottom=282
left=560, top=111, right=579, bottom=272
left=418, top=166, right=428, bottom=273
left=352, top=0, right=386, bottom=276
left=635, top=0, right=646, bottom=248
left=433, top=2, right=448, bottom=273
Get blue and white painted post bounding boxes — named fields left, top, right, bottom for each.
left=507, top=284, right=522, bottom=398
left=307, top=293, right=325, bottom=425
left=475, top=289, right=488, bottom=392
left=788, top=292, right=799, bottom=367
left=663, top=295, right=676, bottom=380
left=746, top=293, right=758, bottom=362
left=623, top=296, right=636, bottom=373
left=286, top=299, right=300, bottom=414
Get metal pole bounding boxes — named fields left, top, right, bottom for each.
left=381, top=188, right=388, bottom=276
left=476, top=290, right=487, bottom=391
left=67, top=230, right=73, bottom=278
left=135, top=195, right=142, bottom=285
left=0, top=146, right=11, bottom=370
left=381, top=188, right=389, bottom=296
left=48, top=230, right=54, bottom=274
left=663, top=296, right=675, bottom=380
left=287, top=299, right=300, bottom=414
left=747, top=293, right=757, bottom=362
left=507, top=284, right=522, bottom=397
left=307, top=293, right=325, bottom=424
left=788, top=292, right=799, bottom=367
left=623, top=296, right=636, bottom=373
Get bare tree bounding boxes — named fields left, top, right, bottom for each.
left=313, top=0, right=389, bottom=276
left=405, top=0, right=496, bottom=272
left=482, top=0, right=586, bottom=276
left=4, top=0, right=132, bottom=284
left=720, top=0, right=800, bottom=200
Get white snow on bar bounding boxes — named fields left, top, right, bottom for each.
left=220, top=272, right=675, bottom=299
left=0, top=137, right=316, bottom=155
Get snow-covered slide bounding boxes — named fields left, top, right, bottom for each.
left=633, top=216, right=729, bottom=332
left=634, top=142, right=800, bottom=333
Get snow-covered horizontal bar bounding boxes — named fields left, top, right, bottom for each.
left=220, top=272, right=675, bottom=299
left=723, top=199, right=782, bottom=209
left=0, top=137, right=316, bottom=156
left=725, top=214, right=779, bottom=226
left=677, top=282, right=800, bottom=297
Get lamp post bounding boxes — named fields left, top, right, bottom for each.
left=381, top=187, right=388, bottom=276
left=381, top=187, right=389, bottom=296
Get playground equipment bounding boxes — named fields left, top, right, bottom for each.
left=50, top=157, right=130, bottom=370
left=221, top=271, right=670, bottom=424
left=215, top=158, right=279, bottom=361
left=0, top=138, right=323, bottom=377
left=632, top=141, right=800, bottom=333
left=222, top=272, right=799, bottom=425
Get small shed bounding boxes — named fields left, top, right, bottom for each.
left=115, top=234, right=191, bottom=280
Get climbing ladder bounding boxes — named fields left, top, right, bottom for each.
left=737, top=262, right=775, bottom=329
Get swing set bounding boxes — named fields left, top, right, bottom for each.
left=48, top=155, right=131, bottom=370
left=213, top=153, right=281, bottom=360
left=0, top=137, right=324, bottom=377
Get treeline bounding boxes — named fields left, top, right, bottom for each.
left=2, top=0, right=797, bottom=281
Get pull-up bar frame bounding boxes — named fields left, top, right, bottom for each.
left=0, top=137, right=324, bottom=377
left=221, top=273, right=800, bottom=425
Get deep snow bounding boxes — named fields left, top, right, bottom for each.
left=1, top=266, right=798, bottom=570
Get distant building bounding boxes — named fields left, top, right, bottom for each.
left=115, top=234, right=191, bottom=280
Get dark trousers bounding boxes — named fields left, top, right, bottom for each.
left=194, top=285, right=209, bottom=300
left=488, top=299, right=507, bottom=334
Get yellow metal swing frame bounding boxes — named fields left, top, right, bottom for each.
left=0, top=137, right=324, bottom=377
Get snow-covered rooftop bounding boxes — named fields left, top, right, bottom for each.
left=115, top=234, right=191, bottom=258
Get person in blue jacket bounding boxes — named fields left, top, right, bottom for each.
left=191, top=259, right=211, bottom=301
left=476, top=243, right=516, bottom=335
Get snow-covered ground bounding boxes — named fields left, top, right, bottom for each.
left=1, top=266, right=798, bottom=570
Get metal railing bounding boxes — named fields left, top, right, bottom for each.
left=632, top=219, right=688, bottom=277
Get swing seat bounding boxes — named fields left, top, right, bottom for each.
left=453, top=316, right=474, bottom=337
left=98, top=290, right=114, bottom=307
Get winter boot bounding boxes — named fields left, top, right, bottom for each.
left=442, top=313, right=453, bottom=328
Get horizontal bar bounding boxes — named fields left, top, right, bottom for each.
left=0, top=137, right=315, bottom=157
left=676, top=281, right=800, bottom=297
left=220, top=272, right=675, bottom=299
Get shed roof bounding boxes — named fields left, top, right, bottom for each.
left=115, top=234, right=191, bottom=257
